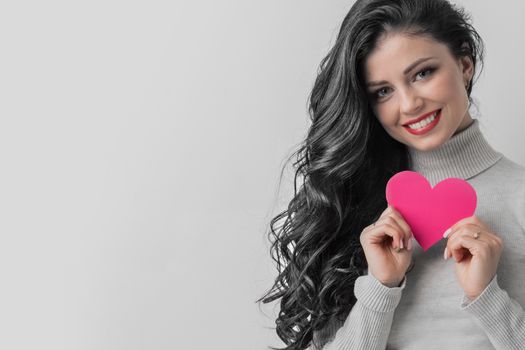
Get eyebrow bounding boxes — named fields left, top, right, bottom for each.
left=366, top=56, right=436, bottom=87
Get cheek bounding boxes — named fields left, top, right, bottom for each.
left=426, top=72, right=463, bottom=101
left=374, top=104, right=397, bottom=126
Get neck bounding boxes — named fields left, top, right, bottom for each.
left=408, top=119, right=503, bottom=187
left=454, top=114, right=474, bottom=135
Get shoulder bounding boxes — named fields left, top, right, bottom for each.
left=477, top=155, right=525, bottom=191
left=492, top=156, right=525, bottom=180
left=494, top=156, right=525, bottom=223
left=497, top=157, right=525, bottom=199
left=472, top=155, right=525, bottom=217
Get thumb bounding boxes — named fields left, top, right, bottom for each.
left=449, top=236, right=477, bottom=262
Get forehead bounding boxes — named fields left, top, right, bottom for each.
left=364, top=32, right=451, bottom=81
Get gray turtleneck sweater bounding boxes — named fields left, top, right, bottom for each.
left=311, top=119, right=525, bottom=350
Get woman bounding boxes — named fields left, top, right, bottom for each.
left=258, top=0, right=525, bottom=349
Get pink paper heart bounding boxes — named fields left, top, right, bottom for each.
left=385, top=171, right=477, bottom=251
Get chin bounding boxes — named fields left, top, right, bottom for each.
left=407, top=137, right=446, bottom=151
left=411, top=143, right=439, bottom=152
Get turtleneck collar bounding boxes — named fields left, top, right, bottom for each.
left=408, top=119, right=503, bottom=187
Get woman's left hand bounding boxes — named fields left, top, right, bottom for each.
left=443, top=215, right=503, bottom=300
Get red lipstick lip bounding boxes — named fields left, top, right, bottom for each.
left=403, top=109, right=441, bottom=135
left=403, top=109, right=441, bottom=126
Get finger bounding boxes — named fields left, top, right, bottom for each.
left=366, top=206, right=394, bottom=239
left=378, top=205, right=393, bottom=219
left=375, top=215, right=411, bottom=250
left=443, top=215, right=488, bottom=239
left=451, top=229, right=503, bottom=252
left=374, top=217, right=405, bottom=250
left=445, top=226, right=502, bottom=253
left=362, top=222, right=405, bottom=251
left=446, top=232, right=489, bottom=262
left=469, top=229, right=502, bottom=243
left=444, top=223, right=481, bottom=241
left=384, top=207, right=413, bottom=249
left=445, top=227, right=474, bottom=260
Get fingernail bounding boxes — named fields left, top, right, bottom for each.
left=407, top=237, right=413, bottom=250
left=444, top=247, right=448, bottom=260
left=400, top=239, right=404, bottom=250
left=443, top=228, right=452, bottom=238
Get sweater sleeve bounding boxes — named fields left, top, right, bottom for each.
left=313, top=273, right=405, bottom=350
left=460, top=274, right=525, bottom=349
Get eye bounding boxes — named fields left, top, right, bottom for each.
left=373, top=87, right=392, bottom=99
left=414, top=66, right=436, bottom=81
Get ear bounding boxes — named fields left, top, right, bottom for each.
left=459, top=55, right=474, bottom=86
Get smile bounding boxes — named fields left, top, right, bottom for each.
left=403, top=109, right=441, bottom=135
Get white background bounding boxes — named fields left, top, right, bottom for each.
left=0, top=1, right=523, bottom=349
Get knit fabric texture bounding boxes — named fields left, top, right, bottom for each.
left=310, top=119, right=525, bottom=350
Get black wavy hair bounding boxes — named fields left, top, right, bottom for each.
left=257, top=0, right=484, bottom=349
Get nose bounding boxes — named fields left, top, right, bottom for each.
left=399, top=87, right=423, bottom=116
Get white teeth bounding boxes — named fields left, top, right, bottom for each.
left=408, top=110, right=439, bottom=130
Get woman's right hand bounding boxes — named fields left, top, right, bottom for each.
left=359, top=205, right=414, bottom=287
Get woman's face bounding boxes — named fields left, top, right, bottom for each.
left=364, top=32, right=474, bottom=151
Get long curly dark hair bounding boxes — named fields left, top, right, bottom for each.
left=257, top=0, right=484, bottom=349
